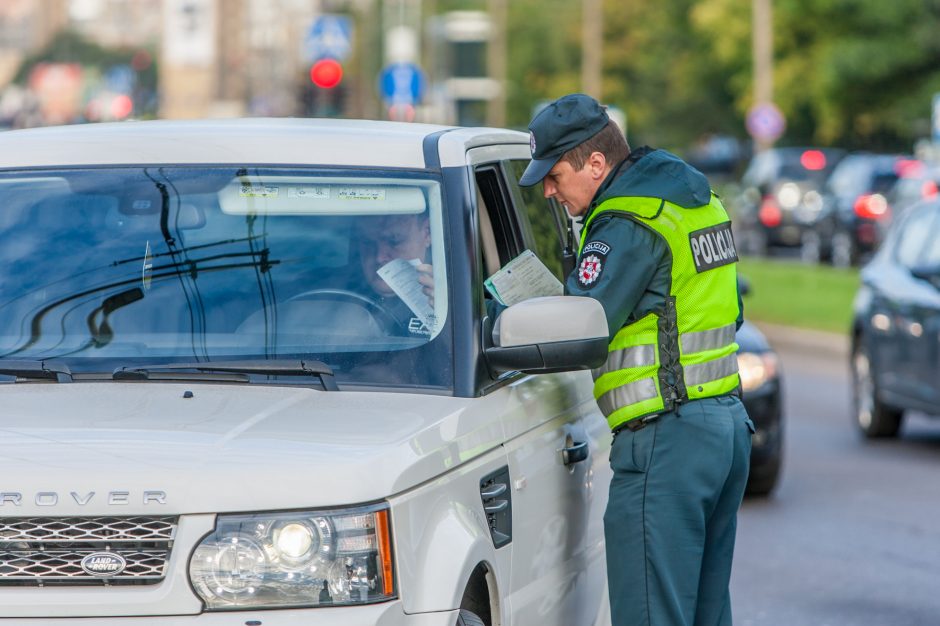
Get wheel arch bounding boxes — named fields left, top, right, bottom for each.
left=392, top=471, right=507, bottom=617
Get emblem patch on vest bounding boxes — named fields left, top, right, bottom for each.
left=578, top=253, right=605, bottom=286
left=689, top=222, right=738, bottom=273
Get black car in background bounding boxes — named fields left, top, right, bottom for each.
left=735, top=146, right=845, bottom=256
left=801, top=153, right=914, bottom=267
left=737, top=320, right=783, bottom=495
left=851, top=197, right=940, bottom=437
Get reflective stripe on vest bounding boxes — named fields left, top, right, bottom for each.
left=593, top=343, right=656, bottom=378
left=580, top=191, right=741, bottom=432
left=596, top=377, right=658, bottom=417
left=684, top=352, right=738, bottom=386
left=680, top=322, right=736, bottom=355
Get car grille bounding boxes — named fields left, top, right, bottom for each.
left=0, top=516, right=177, bottom=586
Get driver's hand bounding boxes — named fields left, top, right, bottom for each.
left=416, top=263, right=434, bottom=306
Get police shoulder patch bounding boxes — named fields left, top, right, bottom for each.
left=578, top=252, right=606, bottom=287
left=582, top=240, right=611, bottom=255
left=689, top=222, right=738, bottom=273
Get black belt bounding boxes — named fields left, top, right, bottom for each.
left=613, top=413, right=661, bottom=435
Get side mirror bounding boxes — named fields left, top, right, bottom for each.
left=483, top=296, right=609, bottom=375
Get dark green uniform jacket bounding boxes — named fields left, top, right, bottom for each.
left=566, top=146, right=744, bottom=337
left=566, top=147, right=744, bottom=429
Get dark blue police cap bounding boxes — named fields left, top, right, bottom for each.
left=519, top=93, right=610, bottom=187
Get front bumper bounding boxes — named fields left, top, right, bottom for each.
left=0, top=602, right=458, bottom=625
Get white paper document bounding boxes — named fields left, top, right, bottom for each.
left=376, top=258, right=435, bottom=328
left=484, top=249, right=564, bottom=306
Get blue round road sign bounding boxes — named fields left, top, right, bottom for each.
left=379, top=62, right=425, bottom=105
left=746, top=103, right=786, bottom=143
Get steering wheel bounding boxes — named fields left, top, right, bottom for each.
left=285, top=288, right=399, bottom=332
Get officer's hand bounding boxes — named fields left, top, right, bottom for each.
left=416, top=263, right=434, bottom=306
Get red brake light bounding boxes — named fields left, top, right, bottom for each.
left=923, top=180, right=939, bottom=198
left=758, top=197, right=782, bottom=227
left=800, top=150, right=826, bottom=171
left=896, top=159, right=923, bottom=177
left=854, top=194, right=890, bottom=220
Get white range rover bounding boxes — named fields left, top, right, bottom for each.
left=0, top=119, right=613, bottom=625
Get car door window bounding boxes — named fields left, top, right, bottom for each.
left=475, top=165, right=524, bottom=269
left=504, top=160, right=569, bottom=280
left=912, top=207, right=940, bottom=267
left=895, top=208, right=940, bottom=269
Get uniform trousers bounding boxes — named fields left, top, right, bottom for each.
left=604, top=395, right=753, bottom=626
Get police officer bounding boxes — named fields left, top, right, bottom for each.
left=519, top=93, right=753, bottom=626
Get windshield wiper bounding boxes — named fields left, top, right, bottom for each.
left=0, top=360, right=73, bottom=382
left=112, top=359, right=338, bottom=390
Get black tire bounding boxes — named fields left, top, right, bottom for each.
left=799, top=230, right=822, bottom=265
left=742, top=227, right=768, bottom=257
left=746, top=451, right=781, bottom=496
left=851, top=342, right=903, bottom=438
left=456, top=609, right=486, bottom=626
left=831, top=231, right=856, bottom=268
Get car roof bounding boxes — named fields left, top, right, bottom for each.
left=0, top=118, right=530, bottom=170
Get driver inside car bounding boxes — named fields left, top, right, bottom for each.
left=352, top=211, right=435, bottom=337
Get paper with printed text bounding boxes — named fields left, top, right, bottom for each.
left=484, top=249, right=563, bottom=306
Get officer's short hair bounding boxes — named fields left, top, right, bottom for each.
left=562, top=121, right=630, bottom=171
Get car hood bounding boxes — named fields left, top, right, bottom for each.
left=0, top=383, right=494, bottom=515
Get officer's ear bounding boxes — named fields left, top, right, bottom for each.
left=587, top=151, right=609, bottom=181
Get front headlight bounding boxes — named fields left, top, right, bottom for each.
left=189, top=503, right=395, bottom=610
left=737, top=351, right=779, bottom=393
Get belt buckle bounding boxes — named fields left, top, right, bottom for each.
left=625, top=413, right=660, bottom=433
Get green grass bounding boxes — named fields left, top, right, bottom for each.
left=737, top=256, right=860, bottom=334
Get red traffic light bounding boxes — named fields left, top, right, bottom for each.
left=310, top=58, right=343, bottom=89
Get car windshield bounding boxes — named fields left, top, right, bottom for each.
left=0, top=167, right=452, bottom=390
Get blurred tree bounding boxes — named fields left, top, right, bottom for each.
left=693, top=0, right=940, bottom=150
left=11, top=30, right=159, bottom=121
left=463, top=0, right=940, bottom=152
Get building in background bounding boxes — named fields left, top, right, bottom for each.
left=0, top=0, right=68, bottom=87
left=0, top=0, right=506, bottom=127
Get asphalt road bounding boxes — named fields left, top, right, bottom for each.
left=730, top=325, right=940, bottom=625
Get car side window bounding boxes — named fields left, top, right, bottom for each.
left=475, top=165, right=524, bottom=269
left=895, top=206, right=939, bottom=269
left=913, top=206, right=940, bottom=267
left=503, top=160, right=569, bottom=280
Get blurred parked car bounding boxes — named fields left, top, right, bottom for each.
left=851, top=196, right=940, bottom=438
left=885, top=160, right=940, bottom=218
left=800, top=153, right=914, bottom=267
left=686, top=133, right=747, bottom=177
left=737, top=317, right=784, bottom=496
left=735, top=147, right=845, bottom=256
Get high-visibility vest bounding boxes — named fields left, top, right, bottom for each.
left=579, top=193, right=740, bottom=432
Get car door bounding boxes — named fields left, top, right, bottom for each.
left=467, top=145, right=612, bottom=626
left=902, top=204, right=940, bottom=407
left=870, top=205, right=940, bottom=407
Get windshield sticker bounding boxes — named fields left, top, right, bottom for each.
left=408, top=317, right=431, bottom=336
left=141, top=241, right=153, bottom=291
left=239, top=184, right=279, bottom=198
left=337, top=187, right=387, bottom=201
left=287, top=186, right=330, bottom=199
